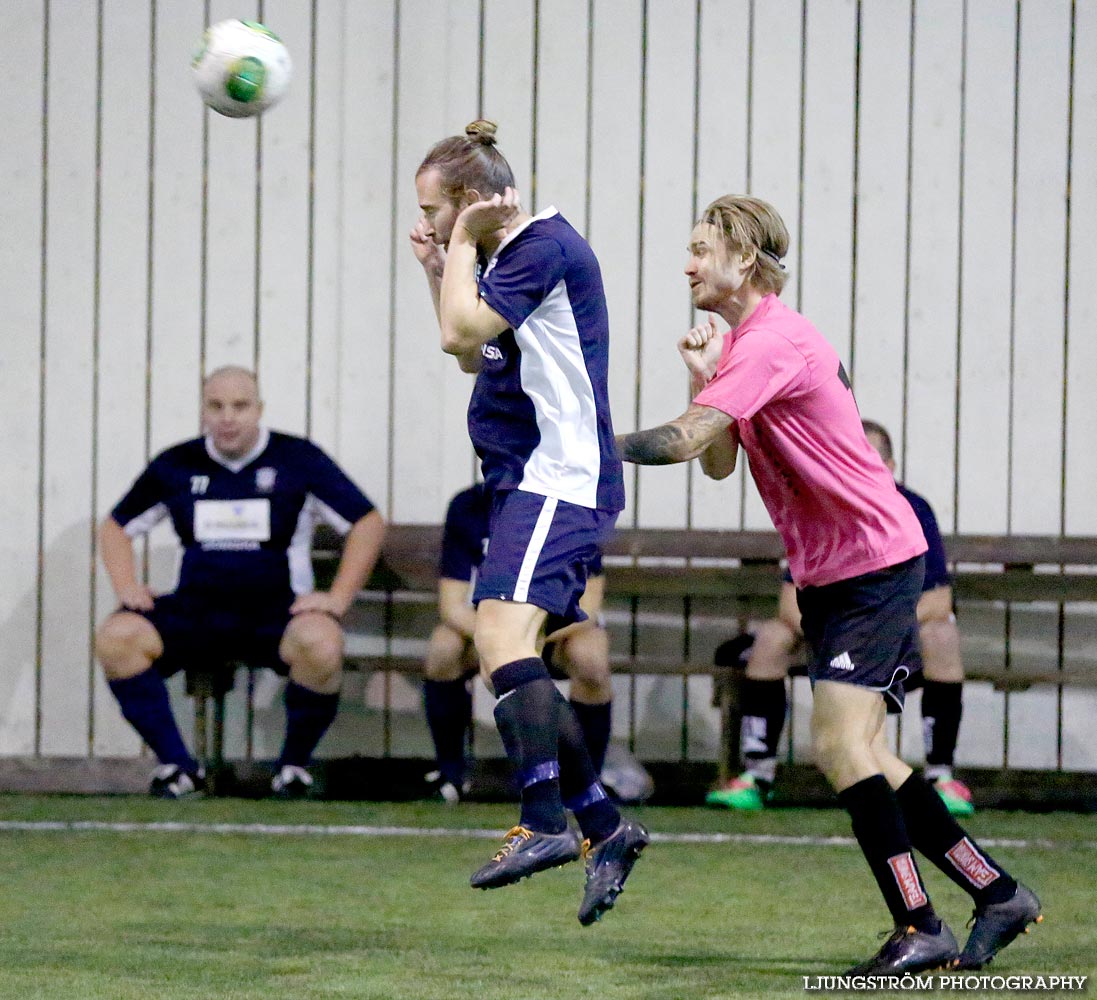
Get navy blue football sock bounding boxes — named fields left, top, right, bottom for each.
left=278, top=680, right=340, bottom=767
left=108, top=668, right=196, bottom=771
left=569, top=698, right=611, bottom=775
left=839, top=775, right=940, bottom=932
left=492, top=657, right=567, bottom=834
left=896, top=773, right=1016, bottom=905
left=423, top=677, right=472, bottom=787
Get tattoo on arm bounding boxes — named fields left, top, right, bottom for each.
left=618, top=424, right=688, bottom=465
left=618, top=405, right=733, bottom=465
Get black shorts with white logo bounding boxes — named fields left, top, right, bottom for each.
left=796, top=555, right=925, bottom=714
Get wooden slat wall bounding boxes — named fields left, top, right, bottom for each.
left=0, top=0, right=1094, bottom=760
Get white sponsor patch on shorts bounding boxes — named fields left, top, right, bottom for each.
left=946, top=837, right=999, bottom=888
left=888, top=852, right=928, bottom=909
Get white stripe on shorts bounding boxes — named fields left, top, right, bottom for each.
left=513, top=496, right=558, bottom=603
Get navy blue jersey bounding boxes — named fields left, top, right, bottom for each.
left=112, top=429, right=375, bottom=598
left=783, top=483, right=949, bottom=592
left=897, top=484, right=950, bottom=590
left=471, top=208, right=624, bottom=512
left=439, top=483, right=492, bottom=583
left=439, top=483, right=604, bottom=583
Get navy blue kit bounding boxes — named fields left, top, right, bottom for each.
left=467, top=208, right=622, bottom=626
left=111, top=429, right=375, bottom=674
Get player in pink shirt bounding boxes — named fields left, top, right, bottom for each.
left=616, top=195, right=1039, bottom=974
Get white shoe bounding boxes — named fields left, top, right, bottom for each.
left=424, top=769, right=469, bottom=804
left=271, top=764, right=314, bottom=799
left=600, top=744, right=655, bottom=803
left=149, top=763, right=206, bottom=799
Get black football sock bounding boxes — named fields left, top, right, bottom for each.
left=492, top=657, right=567, bottom=834
left=922, top=680, right=963, bottom=779
left=423, top=677, right=472, bottom=787
left=740, top=677, right=786, bottom=785
left=838, top=775, right=940, bottom=932
left=896, top=773, right=1016, bottom=905
left=569, top=698, right=612, bottom=775
left=556, top=690, right=619, bottom=844
left=279, top=681, right=340, bottom=767
left=108, top=668, right=196, bottom=771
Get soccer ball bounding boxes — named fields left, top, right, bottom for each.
left=192, top=19, right=292, bottom=119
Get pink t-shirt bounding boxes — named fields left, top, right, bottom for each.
left=693, top=294, right=927, bottom=587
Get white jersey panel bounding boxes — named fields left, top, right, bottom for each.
left=514, top=279, right=601, bottom=508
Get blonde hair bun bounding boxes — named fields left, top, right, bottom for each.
left=465, top=119, right=498, bottom=146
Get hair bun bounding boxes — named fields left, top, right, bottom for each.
left=465, top=119, right=498, bottom=146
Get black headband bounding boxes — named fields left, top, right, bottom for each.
left=758, top=246, right=786, bottom=271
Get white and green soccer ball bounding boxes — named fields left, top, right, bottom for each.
left=192, top=19, right=292, bottom=119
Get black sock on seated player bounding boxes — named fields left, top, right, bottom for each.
left=921, top=680, right=963, bottom=779
left=555, top=690, right=619, bottom=844
left=740, top=676, right=787, bottom=787
left=492, top=657, right=567, bottom=834
left=278, top=680, right=339, bottom=767
left=569, top=699, right=611, bottom=776
left=424, top=677, right=472, bottom=788
left=108, top=667, right=197, bottom=772
left=839, top=775, right=941, bottom=933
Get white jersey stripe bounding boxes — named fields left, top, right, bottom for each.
left=122, top=502, right=168, bottom=538
left=513, top=496, right=557, bottom=602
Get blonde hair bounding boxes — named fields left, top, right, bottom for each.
left=699, top=195, right=790, bottom=295
left=417, top=119, right=515, bottom=202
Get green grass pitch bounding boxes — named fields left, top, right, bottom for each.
left=0, top=796, right=1092, bottom=999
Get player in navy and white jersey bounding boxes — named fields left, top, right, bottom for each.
left=422, top=483, right=655, bottom=805
left=709, top=420, right=975, bottom=816
left=95, top=366, right=385, bottom=799
left=410, top=120, right=646, bottom=924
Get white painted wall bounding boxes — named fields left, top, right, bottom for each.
left=0, top=0, right=1094, bottom=766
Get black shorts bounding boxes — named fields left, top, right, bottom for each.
left=796, top=556, right=924, bottom=714
left=136, top=590, right=294, bottom=678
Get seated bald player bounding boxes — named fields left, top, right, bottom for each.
left=96, top=365, right=384, bottom=798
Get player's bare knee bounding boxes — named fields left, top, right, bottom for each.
left=811, top=711, right=869, bottom=776
left=291, top=659, right=342, bottom=693
left=473, top=601, right=541, bottom=670
left=746, top=619, right=797, bottom=680
left=560, top=630, right=611, bottom=696
left=919, top=617, right=964, bottom=682
left=810, top=726, right=845, bottom=777
left=284, top=614, right=344, bottom=671
left=569, top=672, right=612, bottom=704
left=565, top=652, right=613, bottom=702
left=95, top=613, right=159, bottom=678
left=425, top=623, right=470, bottom=681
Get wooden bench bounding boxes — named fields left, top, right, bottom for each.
left=186, top=525, right=1097, bottom=796
left=307, top=524, right=1097, bottom=783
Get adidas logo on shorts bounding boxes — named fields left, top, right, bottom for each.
left=829, top=651, right=855, bottom=672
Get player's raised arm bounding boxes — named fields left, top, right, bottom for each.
left=409, top=216, right=447, bottom=324
left=438, top=188, right=520, bottom=355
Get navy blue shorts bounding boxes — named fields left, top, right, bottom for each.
left=136, top=589, right=294, bottom=677
left=473, top=489, right=617, bottom=629
left=796, top=556, right=924, bottom=714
